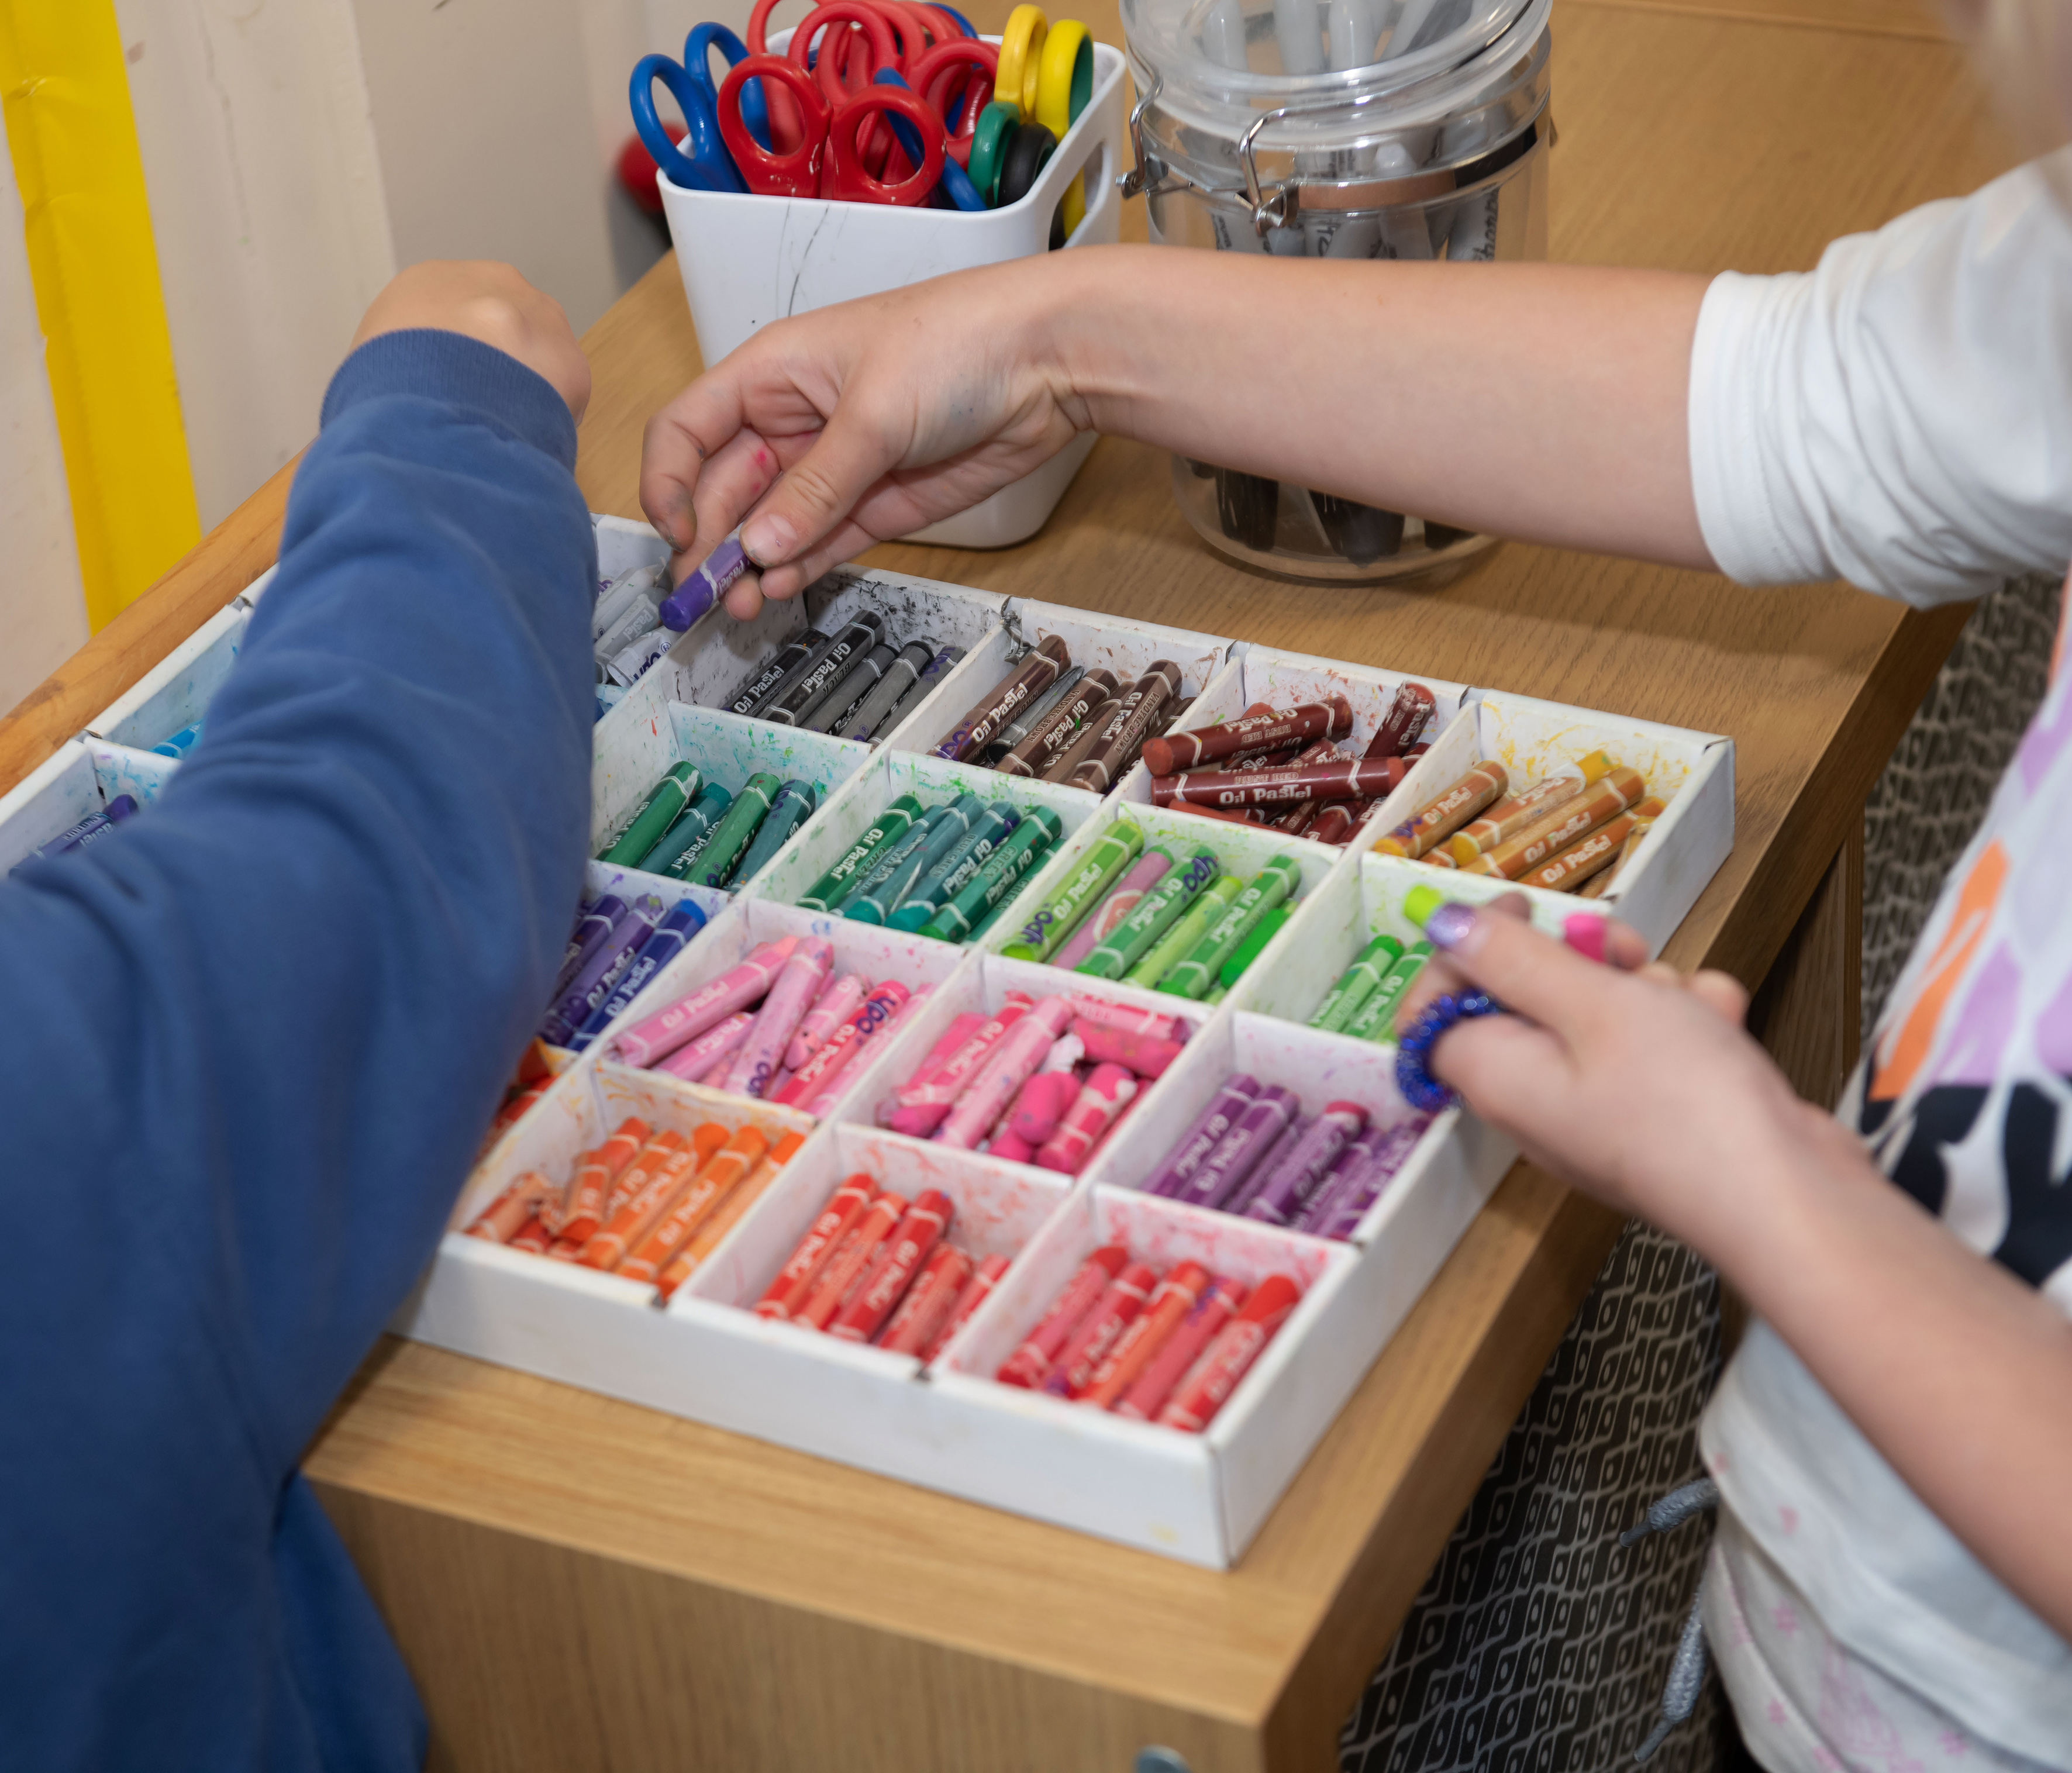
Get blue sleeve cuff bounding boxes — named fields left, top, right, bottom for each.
left=321, top=329, right=578, bottom=471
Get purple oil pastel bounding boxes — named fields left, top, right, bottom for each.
left=1223, top=1112, right=1312, bottom=1216
left=1244, top=1103, right=1368, bottom=1226
left=1310, top=1115, right=1432, bottom=1241
left=1142, top=1075, right=1260, bottom=1198
left=659, top=530, right=749, bottom=631
left=1174, top=1085, right=1295, bottom=1212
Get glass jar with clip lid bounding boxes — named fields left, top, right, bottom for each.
left=1119, top=0, right=1552, bottom=582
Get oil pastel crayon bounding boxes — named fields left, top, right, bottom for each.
left=1142, top=1076, right=1260, bottom=1197
left=728, top=630, right=825, bottom=718
left=1165, top=751, right=1402, bottom=810
left=1001, top=821, right=1146, bottom=963
left=798, top=981, right=929, bottom=1118
left=1376, top=763, right=1512, bottom=858
left=1226, top=1112, right=1312, bottom=1216
left=466, top=1171, right=556, bottom=1243
left=996, top=668, right=1119, bottom=776
left=1219, top=905, right=1290, bottom=989
left=874, top=643, right=967, bottom=740
left=689, top=772, right=784, bottom=889
left=150, top=721, right=203, bottom=759
left=830, top=1189, right=954, bottom=1342
left=659, top=529, right=750, bottom=630
left=540, top=895, right=663, bottom=1044
left=922, top=1251, right=1011, bottom=1361
left=1309, top=934, right=1405, bottom=1032
left=594, top=589, right=661, bottom=664
left=1366, top=681, right=1437, bottom=759
left=794, top=1191, right=908, bottom=1330
left=730, top=779, right=818, bottom=885
left=1456, top=765, right=1647, bottom=878
left=592, top=562, right=660, bottom=637
left=985, top=663, right=1085, bottom=759
left=1115, top=1278, right=1243, bottom=1420
left=1124, top=874, right=1243, bottom=989
left=1173, top=1085, right=1297, bottom=1212
left=640, top=782, right=733, bottom=874
left=506, top=1215, right=554, bottom=1255
left=837, top=640, right=937, bottom=741
left=600, top=762, right=702, bottom=865
left=920, top=805, right=1062, bottom=943
left=564, top=1129, right=687, bottom=1257
left=1344, top=942, right=1431, bottom=1042
left=1289, top=1124, right=1391, bottom=1237
left=1035, top=1063, right=1138, bottom=1175
left=877, top=1243, right=974, bottom=1356
left=1044, top=1261, right=1155, bottom=1396
left=1445, top=753, right=1609, bottom=862
left=1080, top=1263, right=1211, bottom=1409
left=935, top=996, right=1075, bottom=1150
left=619, top=1126, right=768, bottom=1284
left=1144, top=696, right=1353, bottom=779
left=1068, top=661, right=1183, bottom=793
left=1071, top=1020, right=1185, bottom=1078
left=804, top=640, right=899, bottom=735
left=1051, top=843, right=1173, bottom=971
left=1309, top=1116, right=1432, bottom=1239
left=935, top=634, right=1070, bottom=761
left=1036, top=695, right=1119, bottom=784
left=847, top=795, right=980, bottom=924
left=31, top=794, right=138, bottom=860
left=1156, top=1275, right=1302, bottom=1431
left=788, top=972, right=868, bottom=1071
left=656, top=1130, right=805, bottom=1298
left=757, top=1174, right=877, bottom=1319
left=723, top=938, right=835, bottom=1099
left=766, top=613, right=888, bottom=725
left=797, top=795, right=925, bottom=912
left=887, top=802, right=1022, bottom=931
left=657, top=1010, right=755, bottom=1082
left=551, top=1119, right=651, bottom=1248
left=895, top=1012, right=986, bottom=1101
left=553, top=895, right=625, bottom=1000
left=605, top=625, right=679, bottom=688
left=1157, top=856, right=1303, bottom=999
left=1518, top=799, right=1663, bottom=893
left=887, top=999, right=1030, bottom=1136
left=1066, top=995, right=1185, bottom=1040
left=578, top=1136, right=709, bottom=1271
left=1243, top=1103, right=1368, bottom=1225
left=833, top=803, right=953, bottom=916
left=776, top=978, right=912, bottom=1107
left=569, top=900, right=710, bottom=1051
left=997, top=1246, right=1129, bottom=1388
left=1006, top=1070, right=1081, bottom=1146
left=615, top=937, right=799, bottom=1065
left=1077, top=847, right=1219, bottom=980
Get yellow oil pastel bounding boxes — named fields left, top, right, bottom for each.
left=1, top=0, right=199, bottom=631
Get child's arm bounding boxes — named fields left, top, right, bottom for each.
left=639, top=250, right=1714, bottom=614
left=0, top=266, right=594, bottom=1760
left=1405, top=906, right=2072, bottom=1642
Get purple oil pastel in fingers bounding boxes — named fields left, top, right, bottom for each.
left=1244, top=1102, right=1368, bottom=1226
left=1175, top=1086, right=1295, bottom=1212
left=1142, top=1075, right=1260, bottom=1197
left=659, top=530, right=749, bottom=631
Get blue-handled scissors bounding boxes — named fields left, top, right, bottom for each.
left=631, top=25, right=775, bottom=195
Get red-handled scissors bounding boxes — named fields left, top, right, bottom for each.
left=908, top=37, right=997, bottom=165
left=719, top=54, right=945, bottom=203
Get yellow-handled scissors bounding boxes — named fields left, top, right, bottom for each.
left=995, top=4, right=1047, bottom=116
left=1035, top=17, right=1092, bottom=236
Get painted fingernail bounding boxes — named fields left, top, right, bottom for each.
left=1423, top=901, right=1480, bottom=953
left=740, top=513, right=794, bottom=567
left=1563, top=913, right=1607, bottom=964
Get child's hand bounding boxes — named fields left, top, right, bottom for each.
left=1399, top=898, right=1840, bottom=1257
left=638, top=257, right=1092, bottom=619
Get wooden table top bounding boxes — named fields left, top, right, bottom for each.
left=1, top=0, right=2015, bottom=1762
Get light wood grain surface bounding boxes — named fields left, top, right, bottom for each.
left=2, top=0, right=2017, bottom=1764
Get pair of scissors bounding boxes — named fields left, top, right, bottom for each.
left=747, top=0, right=977, bottom=144
left=630, top=25, right=776, bottom=195
left=768, top=0, right=994, bottom=170
left=987, top=7, right=1094, bottom=231
left=719, top=53, right=987, bottom=208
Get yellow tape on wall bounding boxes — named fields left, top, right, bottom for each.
left=1, top=1, right=199, bottom=632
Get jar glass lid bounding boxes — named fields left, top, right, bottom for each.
left=1122, top=0, right=1549, bottom=143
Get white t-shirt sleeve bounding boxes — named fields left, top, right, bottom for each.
left=1688, top=150, right=2072, bottom=606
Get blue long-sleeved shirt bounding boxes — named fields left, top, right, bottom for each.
left=0, top=331, right=595, bottom=1769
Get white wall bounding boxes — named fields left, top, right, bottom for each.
left=0, top=174, right=90, bottom=718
